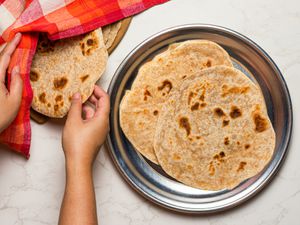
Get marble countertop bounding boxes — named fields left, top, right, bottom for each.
left=1, top=0, right=299, bottom=224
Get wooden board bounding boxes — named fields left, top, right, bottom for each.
left=30, top=17, right=132, bottom=124
left=30, top=108, right=49, bottom=124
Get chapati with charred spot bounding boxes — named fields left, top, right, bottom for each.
left=30, top=28, right=108, bottom=118
left=120, top=40, right=233, bottom=164
left=153, top=66, right=275, bottom=190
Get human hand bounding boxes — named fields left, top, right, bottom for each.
left=62, top=85, right=110, bottom=168
left=0, top=33, right=23, bottom=133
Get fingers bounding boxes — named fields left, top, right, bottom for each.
left=1, top=66, right=23, bottom=128
left=8, top=66, right=23, bottom=106
left=67, top=93, right=82, bottom=123
left=93, top=85, right=107, bottom=99
left=68, top=86, right=109, bottom=123
left=83, top=104, right=95, bottom=120
left=92, top=85, right=110, bottom=117
left=88, top=94, right=98, bottom=107
left=0, top=33, right=22, bottom=83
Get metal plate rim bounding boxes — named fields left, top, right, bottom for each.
left=106, top=23, right=293, bottom=213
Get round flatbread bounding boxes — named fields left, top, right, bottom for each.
left=102, top=20, right=122, bottom=49
left=30, top=28, right=108, bottom=118
left=120, top=40, right=233, bottom=164
left=102, top=24, right=111, bottom=45
left=153, top=66, right=275, bottom=190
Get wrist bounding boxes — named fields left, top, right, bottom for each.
left=65, top=158, right=93, bottom=176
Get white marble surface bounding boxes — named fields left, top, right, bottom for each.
left=1, top=0, right=300, bottom=224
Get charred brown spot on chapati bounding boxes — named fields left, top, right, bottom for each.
left=237, top=161, right=247, bottom=172
left=80, top=74, right=89, bottom=83
left=191, top=102, right=200, bottom=111
left=55, top=95, right=62, bottom=102
left=253, top=113, right=268, bottom=132
left=219, top=151, right=225, bottom=157
left=213, top=151, right=226, bottom=164
left=199, top=89, right=205, bottom=101
left=30, top=71, right=39, bottom=82
left=224, top=137, right=230, bottom=145
left=143, top=89, right=152, bottom=101
left=230, top=106, right=242, bottom=119
left=244, top=144, right=251, bottom=149
left=158, top=80, right=173, bottom=94
left=205, top=59, right=212, bottom=67
left=173, top=153, right=181, bottom=161
left=188, top=92, right=195, bottom=105
left=39, top=93, right=46, bottom=103
left=222, top=85, right=250, bottom=97
left=214, top=107, right=225, bottom=117
left=179, top=117, right=191, bottom=136
left=80, top=33, right=99, bottom=56
left=209, top=162, right=215, bottom=176
left=54, top=104, right=59, bottom=111
left=87, top=39, right=94, bottom=46
left=222, top=119, right=230, bottom=127
left=53, top=77, right=68, bottom=90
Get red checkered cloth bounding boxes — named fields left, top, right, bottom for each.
left=0, top=0, right=168, bottom=158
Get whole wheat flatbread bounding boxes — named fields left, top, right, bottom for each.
left=120, top=40, right=233, bottom=164
left=102, top=21, right=122, bottom=49
left=30, top=28, right=108, bottom=118
left=102, top=24, right=111, bottom=45
left=153, top=66, right=275, bottom=190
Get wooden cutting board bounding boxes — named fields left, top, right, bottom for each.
left=30, top=17, right=132, bottom=124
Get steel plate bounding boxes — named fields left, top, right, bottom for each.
left=107, top=24, right=293, bottom=213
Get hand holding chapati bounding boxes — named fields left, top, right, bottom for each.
left=62, top=85, right=110, bottom=167
left=0, top=33, right=23, bottom=133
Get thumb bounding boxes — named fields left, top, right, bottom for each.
left=67, top=93, right=82, bottom=122
left=9, top=66, right=23, bottom=107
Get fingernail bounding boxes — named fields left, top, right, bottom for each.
left=15, top=33, right=22, bottom=39
left=12, top=66, right=20, bottom=74
left=73, top=92, right=81, bottom=100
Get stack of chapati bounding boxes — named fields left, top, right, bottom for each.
left=102, top=20, right=122, bottom=50
left=120, top=40, right=275, bottom=190
left=30, top=20, right=125, bottom=118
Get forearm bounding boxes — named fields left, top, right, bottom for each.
left=58, top=161, right=98, bottom=225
